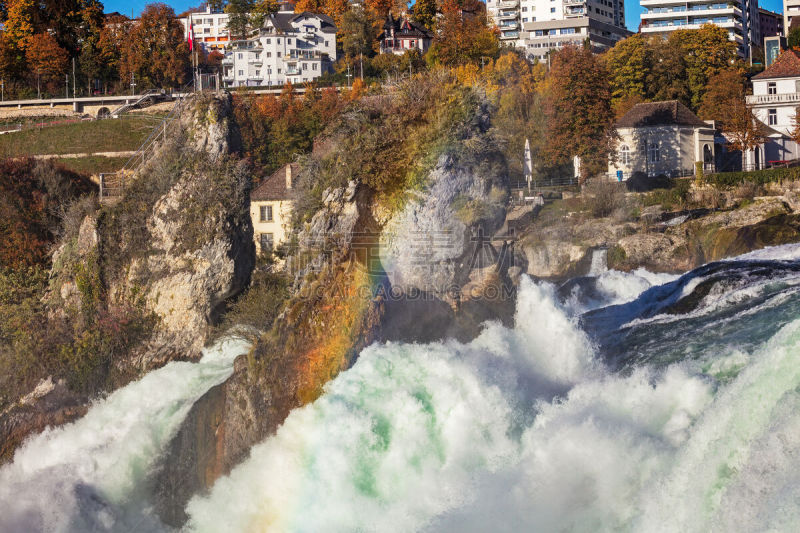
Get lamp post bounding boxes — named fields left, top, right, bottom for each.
left=37, top=69, right=40, bottom=99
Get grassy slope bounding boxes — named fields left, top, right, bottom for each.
left=0, top=114, right=164, bottom=157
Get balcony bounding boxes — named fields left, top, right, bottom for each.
left=565, top=7, right=586, bottom=16
left=564, top=0, right=585, bottom=4
left=498, top=11, right=518, bottom=19
left=746, top=93, right=800, bottom=105
left=499, top=21, right=519, bottom=29
left=497, top=0, right=519, bottom=8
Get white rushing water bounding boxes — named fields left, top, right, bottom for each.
left=183, top=262, right=800, bottom=533
left=6, top=246, right=800, bottom=533
left=0, top=336, right=250, bottom=533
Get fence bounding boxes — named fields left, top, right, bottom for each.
left=99, top=85, right=195, bottom=202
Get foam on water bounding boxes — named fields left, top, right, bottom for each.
left=0, top=336, right=250, bottom=533
left=185, top=266, right=800, bottom=533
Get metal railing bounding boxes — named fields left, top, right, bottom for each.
left=746, top=92, right=800, bottom=105
left=109, top=89, right=164, bottom=117
left=99, top=82, right=195, bottom=202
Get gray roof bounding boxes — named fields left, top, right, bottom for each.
left=616, top=100, right=708, bottom=128
left=266, top=11, right=336, bottom=34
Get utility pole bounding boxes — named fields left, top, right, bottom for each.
left=72, top=57, right=76, bottom=98
left=130, top=72, right=136, bottom=95
left=66, top=74, right=69, bottom=98
left=360, top=52, right=363, bottom=79
left=1, top=80, right=4, bottom=102
left=37, top=69, right=40, bottom=99
left=346, top=63, right=352, bottom=87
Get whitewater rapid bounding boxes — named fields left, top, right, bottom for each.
left=0, top=336, right=250, bottom=532
left=184, top=246, right=800, bottom=533
left=6, top=244, right=800, bottom=532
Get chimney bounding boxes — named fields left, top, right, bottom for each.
left=286, top=164, right=292, bottom=189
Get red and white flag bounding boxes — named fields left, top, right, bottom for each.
left=188, top=18, right=194, bottom=51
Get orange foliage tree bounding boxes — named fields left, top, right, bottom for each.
left=430, top=0, right=500, bottom=66
left=542, top=45, right=615, bottom=182
left=25, top=33, right=68, bottom=94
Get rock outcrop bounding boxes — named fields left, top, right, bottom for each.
left=153, top=106, right=516, bottom=524
left=1, top=93, right=255, bottom=464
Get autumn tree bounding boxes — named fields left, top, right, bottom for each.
left=119, top=4, right=189, bottom=90
left=25, top=33, right=68, bottom=94
left=666, top=25, right=740, bottom=110
left=790, top=19, right=800, bottom=49
left=4, top=0, right=36, bottom=51
left=698, top=69, right=747, bottom=128
left=412, top=0, right=436, bottom=30
left=429, top=0, right=500, bottom=66
left=604, top=33, right=653, bottom=113
left=543, top=45, right=615, bottom=182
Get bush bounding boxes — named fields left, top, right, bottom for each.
left=708, top=167, right=800, bottom=188
left=214, top=268, right=289, bottom=335
left=641, top=178, right=692, bottom=210
left=625, top=172, right=673, bottom=192
left=582, top=179, right=626, bottom=218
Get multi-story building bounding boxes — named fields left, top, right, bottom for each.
left=181, top=7, right=232, bottom=52
left=785, top=0, right=800, bottom=31
left=639, top=0, right=758, bottom=58
left=747, top=49, right=800, bottom=167
left=221, top=6, right=336, bottom=87
left=487, top=0, right=630, bottom=58
left=758, top=7, right=784, bottom=45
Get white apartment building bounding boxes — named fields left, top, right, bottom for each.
left=639, top=0, right=758, bottom=58
left=786, top=0, right=800, bottom=30
left=181, top=8, right=232, bottom=52
left=222, top=7, right=337, bottom=87
left=486, top=0, right=629, bottom=58
left=747, top=49, right=800, bottom=167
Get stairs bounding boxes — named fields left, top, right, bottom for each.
left=99, top=91, right=195, bottom=204
left=109, top=89, right=165, bottom=118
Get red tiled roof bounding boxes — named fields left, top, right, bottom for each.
left=753, top=49, right=800, bottom=79
left=251, top=163, right=298, bottom=202
left=615, top=100, right=708, bottom=128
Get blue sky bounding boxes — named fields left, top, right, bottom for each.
left=105, top=0, right=785, bottom=32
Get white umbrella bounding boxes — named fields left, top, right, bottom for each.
left=524, top=138, right=532, bottom=192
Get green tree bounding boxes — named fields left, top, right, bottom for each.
left=543, top=45, right=615, bottom=182
left=789, top=19, right=800, bottom=49
left=340, top=6, right=372, bottom=59
left=226, top=0, right=256, bottom=40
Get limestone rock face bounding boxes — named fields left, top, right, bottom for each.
left=380, top=152, right=507, bottom=299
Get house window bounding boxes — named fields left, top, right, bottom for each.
left=238, top=69, right=243, bottom=76
left=620, top=145, right=630, bottom=165
left=238, top=53, right=243, bottom=59
left=277, top=51, right=281, bottom=57
left=259, top=233, right=274, bottom=251
left=769, top=108, right=777, bottom=125
left=255, top=70, right=260, bottom=76
left=551, top=7, right=556, bottom=12
left=259, top=205, right=273, bottom=222
left=648, top=142, right=660, bottom=162
left=768, top=82, right=776, bottom=95
left=288, top=38, right=292, bottom=44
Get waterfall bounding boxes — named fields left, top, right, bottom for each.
left=589, top=247, right=608, bottom=276
left=7, top=244, right=800, bottom=533
left=0, top=336, right=250, bottom=533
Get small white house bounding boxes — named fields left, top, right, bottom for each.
left=608, top=101, right=717, bottom=181
left=222, top=6, right=337, bottom=87
left=747, top=49, right=800, bottom=167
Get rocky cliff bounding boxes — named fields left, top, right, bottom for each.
left=0, top=93, right=254, bottom=463
left=153, top=90, right=515, bottom=525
